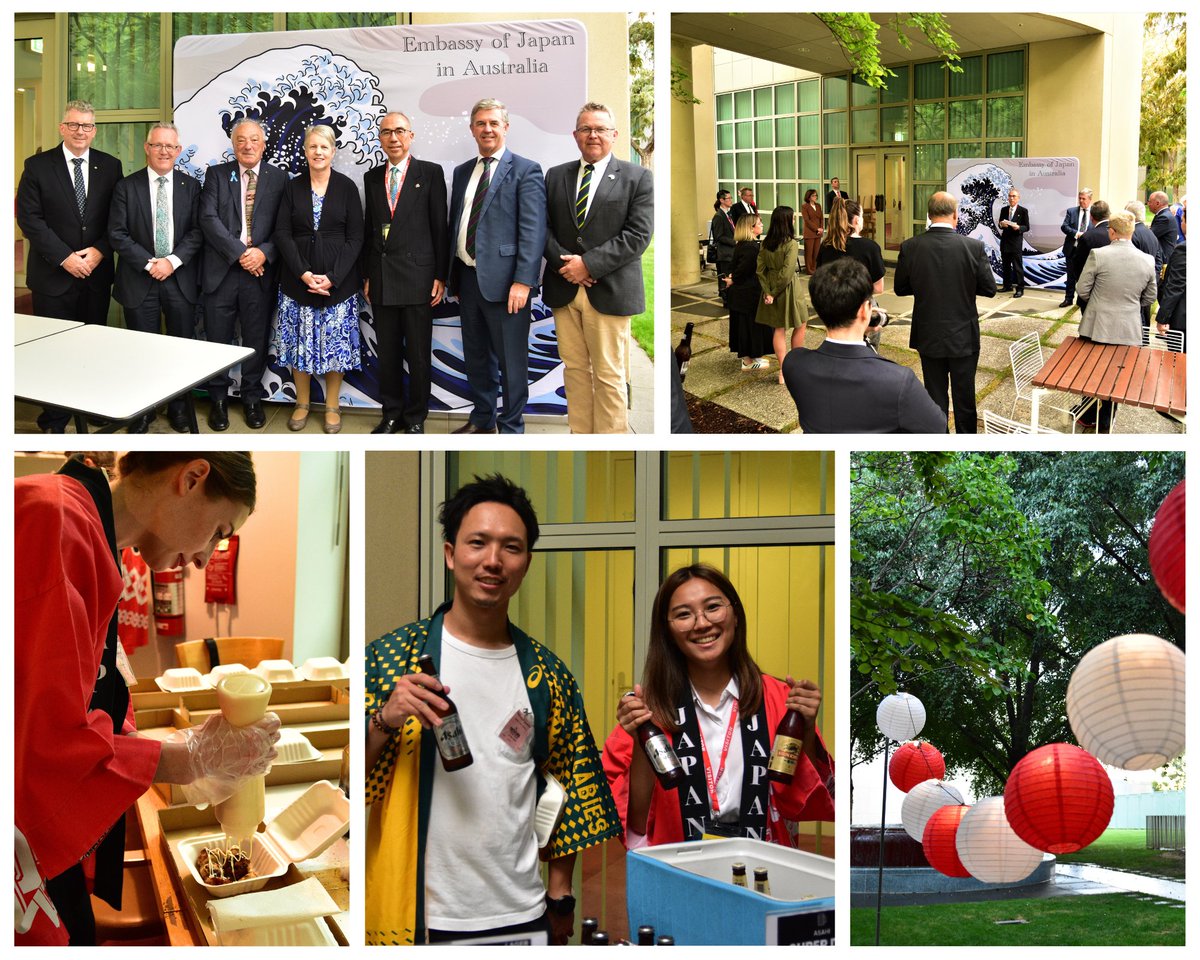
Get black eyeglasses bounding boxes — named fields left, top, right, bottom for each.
left=380, top=127, right=411, bottom=138
left=63, top=121, right=96, bottom=132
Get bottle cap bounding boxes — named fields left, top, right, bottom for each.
left=753, top=867, right=768, bottom=879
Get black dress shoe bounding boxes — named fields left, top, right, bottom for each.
left=169, top=411, right=191, bottom=433
left=452, top=421, right=498, bottom=434
left=1058, top=298, right=1073, bottom=308
left=405, top=423, right=425, bottom=434
left=208, top=399, right=230, bottom=431
left=371, top=418, right=403, bottom=434
left=243, top=399, right=266, bottom=429
left=1014, top=289, right=1024, bottom=298
left=127, top=413, right=153, bottom=434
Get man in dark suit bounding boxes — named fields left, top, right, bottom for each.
left=108, top=122, right=203, bottom=433
left=198, top=118, right=286, bottom=430
left=735, top=187, right=757, bottom=220
left=784, top=259, right=946, bottom=433
left=543, top=102, right=653, bottom=434
left=1125, top=200, right=1162, bottom=328
left=826, top=177, right=848, bottom=214
left=1071, top=200, right=1111, bottom=315
left=893, top=191, right=997, bottom=433
left=16, top=99, right=122, bottom=432
left=1157, top=206, right=1186, bottom=352
left=1058, top=188, right=1093, bottom=307
left=447, top=98, right=547, bottom=434
left=1148, top=190, right=1179, bottom=268
left=362, top=111, right=448, bottom=434
left=997, top=188, right=1030, bottom=297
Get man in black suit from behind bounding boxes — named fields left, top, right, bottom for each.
left=783, top=259, right=946, bottom=433
left=362, top=110, right=448, bottom=434
left=1070, top=200, right=1111, bottom=315
left=1125, top=199, right=1162, bottom=329
left=997, top=187, right=1030, bottom=297
left=108, top=122, right=203, bottom=433
left=893, top=191, right=997, bottom=433
left=1147, top=191, right=1179, bottom=267
left=16, top=98, right=123, bottom=432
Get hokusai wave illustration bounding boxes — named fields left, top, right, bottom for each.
left=174, top=43, right=567, bottom=414
left=949, top=161, right=1066, bottom=291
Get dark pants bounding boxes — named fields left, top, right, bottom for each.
left=427, top=911, right=550, bottom=944
left=203, top=269, right=275, bottom=402
left=919, top=352, right=978, bottom=433
left=1001, top=250, right=1024, bottom=291
left=123, top=279, right=197, bottom=418
left=374, top=302, right=432, bottom=426
left=44, top=864, right=97, bottom=946
left=31, top=282, right=112, bottom=432
left=457, top=264, right=530, bottom=434
left=1062, top=244, right=1078, bottom=302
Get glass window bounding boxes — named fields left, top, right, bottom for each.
left=735, top=121, right=752, bottom=149
left=824, top=111, right=847, bottom=145
left=987, top=96, right=1024, bottom=139
left=286, top=12, right=395, bottom=29
left=799, top=148, right=820, bottom=181
left=851, top=75, right=879, bottom=106
left=913, top=184, right=939, bottom=222
left=914, top=61, right=944, bottom=100
left=777, top=182, right=797, bottom=209
left=754, top=86, right=773, bottom=116
left=914, top=102, right=945, bottom=141
left=93, top=122, right=155, bottom=173
left=755, top=118, right=774, bottom=148
left=823, top=147, right=847, bottom=183
left=717, top=124, right=734, bottom=151
left=451, top=453, right=636, bottom=524
left=950, top=55, right=983, bottom=97
left=949, top=100, right=983, bottom=140
left=736, top=153, right=753, bottom=180
left=69, top=13, right=161, bottom=108
left=662, top=452, right=833, bottom=519
left=798, top=114, right=820, bottom=146
left=851, top=109, right=879, bottom=144
left=776, top=149, right=796, bottom=179
left=881, top=65, right=909, bottom=103
left=881, top=105, right=909, bottom=142
left=734, top=90, right=753, bottom=118
left=717, top=154, right=734, bottom=180
left=823, top=75, right=847, bottom=110
left=757, top=183, right=775, bottom=210
left=716, top=93, right=734, bottom=122
left=756, top=151, right=774, bottom=179
left=988, top=50, right=1024, bottom=93
left=949, top=142, right=982, bottom=161
left=775, top=116, right=795, bottom=147
left=775, top=82, right=795, bottom=114
left=986, top=140, right=1023, bottom=158
left=914, top=143, right=945, bottom=181
left=173, top=13, right=274, bottom=44
left=798, top=79, right=820, bottom=113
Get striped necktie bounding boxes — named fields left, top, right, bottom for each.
left=244, top=168, right=257, bottom=245
left=575, top=163, right=594, bottom=228
left=154, top=176, right=170, bottom=256
left=72, top=158, right=86, bottom=216
left=388, top=165, right=400, bottom=209
left=466, top=156, right=493, bottom=259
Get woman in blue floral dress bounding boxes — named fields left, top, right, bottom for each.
left=275, top=124, right=364, bottom=433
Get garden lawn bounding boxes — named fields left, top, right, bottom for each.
left=630, top=239, right=654, bottom=359
left=1057, top=828, right=1185, bottom=880
left=850, top=893, right=1184, bottom=946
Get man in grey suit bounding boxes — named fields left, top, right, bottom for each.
left=199, top=118, right=286, bottom=430
left=447, top=99, right=547, bottom=434
left=1076, top=211, right=1157, bottom=430
left=108, top=122, right=204, bottom=433
left=543, top=103, right=653, bottom=433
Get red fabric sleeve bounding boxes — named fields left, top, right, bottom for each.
left=601, top=723, right=686, bottom=847
left=763, top=675, right=835, bottom=823
left=14, top=477, right=161, bottom=881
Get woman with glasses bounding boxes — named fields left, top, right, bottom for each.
left=602, top=564, right=833, bottom=848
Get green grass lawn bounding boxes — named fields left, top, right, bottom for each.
left=1057, top=828, right=1186, bottom=879
left=851, top=893, right=1184, bottom=946
left=630, top=239, right=654, bottom=359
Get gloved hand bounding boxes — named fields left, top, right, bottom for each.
left=168, top=712, right=280, bottom=807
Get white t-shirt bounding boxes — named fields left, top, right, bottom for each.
left=423, top=627, right=544, bottom=931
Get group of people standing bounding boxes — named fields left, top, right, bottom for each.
left=17, top=96, right=652, bottom=435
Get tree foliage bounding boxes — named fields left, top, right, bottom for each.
left=628, top=13, right=654, bottom=168
left=1140, top=13, right=1186, bottom=193
left=1152, top=754, right=1185, bottom=792
left=816, top=13, right=961, bottom=88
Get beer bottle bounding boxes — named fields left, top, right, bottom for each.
left=637, top=926, right=656, bottom=945
left=675, top=322, right=695, bottom=380
left=768, top=704, right=808, bottom=784
left=656, top=936, right=675, bottom=945
left=731, top=862, right=748, bottom=887
left=581, top=918, right=599, bottom=944
left=753, top=867, right=771, bottom=895
left=416, top=655, right=473, bottom=771
left=626, top=692, right=685, bottom=788
left=591, top=931, right=611, bottom=946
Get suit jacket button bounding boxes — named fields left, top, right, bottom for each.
left=576, top=236, right=584, bottom=245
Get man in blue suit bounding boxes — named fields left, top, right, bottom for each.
left=447, top=98, right=547, bottom=434
left=198, top=118, right=286, bottom=430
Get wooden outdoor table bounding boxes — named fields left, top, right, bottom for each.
left=1031, top=336, right=1186, bottom=431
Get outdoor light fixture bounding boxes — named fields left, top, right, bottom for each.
left=876, top=692, right=926, bottom=742
left=1148, top=479, right=1185, bottom=614
left=1003, top=743, right=1113, bottom=854
left=922, top=803, right=972, bottom=877
left=888, top=740, right=946, bottom=793
left=1066, top=633, right=1186, bottom=770
left=900, top=779, right=964, bottom=842
left=955, top=796, right=1043, bottom=884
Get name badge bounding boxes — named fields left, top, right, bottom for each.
left=498, top=707, right=534, bottom=751
left=381, top=224, right=390, bottom=241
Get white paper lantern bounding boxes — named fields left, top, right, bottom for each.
left=1067, top=634, right=1186, bottom=770
left=877, top=692, right=926, bottom=742
left=900, top=779, right=963, bottom=842
left=955, top=796, right=1043, bottom=883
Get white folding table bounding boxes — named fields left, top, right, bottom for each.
left=14, top=314, right=83, bottom=346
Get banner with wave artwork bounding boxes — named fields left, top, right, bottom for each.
left=174, top=20, right=588, bottom=413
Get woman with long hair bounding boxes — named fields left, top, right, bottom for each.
left=800, top=188, right=825, bottom=274
left=817, top=198, right=885, bottom=295
left=725, top=214, right=774, bottom=370
left=602, top=564, right=833, bottom=848
left=710, top=190, right=737, bottom=304
left=756, top=206, right=810, bottom=381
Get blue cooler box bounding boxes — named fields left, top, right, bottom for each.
left=626, top=837, right=834, bottom=945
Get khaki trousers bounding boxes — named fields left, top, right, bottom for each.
left=552, top=285, right=630, bottom=433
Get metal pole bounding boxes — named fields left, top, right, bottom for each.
left=874, top=740, right=890, bottom=946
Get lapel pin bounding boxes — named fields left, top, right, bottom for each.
left=608, top=174, right=615, bottom=180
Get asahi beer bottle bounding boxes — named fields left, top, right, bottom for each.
left=731, top=862, right=748, bottom=887
left=637, top=926, right=656, bottom=946
left=626, top=692, right=685, bottom=788
left=417, top=655, right=473, bottom=771
left=753, top=867, right=771, bottom=895
left=655, top=936, right=675, bottom=945
left=581, top=918, right=599, bottom=944
left=768, top=704, right=808, bottom=784
left=591, top=931, right=611, bottom=946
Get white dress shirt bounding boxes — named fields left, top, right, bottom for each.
left=145, top=167, right=182, bottom=269
left=62, top=143, right=90, bottom=196
left=573, top=151, right=612, bottom=223
left=456, top=147, right=506, bottom=267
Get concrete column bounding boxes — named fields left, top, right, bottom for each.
left=671, top=36, right=701, bottom=286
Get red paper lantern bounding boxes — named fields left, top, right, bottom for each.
left=889, top=741, right=946, bottom=793
left=1003, top=743, right=1113, bottom=854
left=1148, top=479, right=1185, bottom=614
left=922, top=804, right=971, bottom=877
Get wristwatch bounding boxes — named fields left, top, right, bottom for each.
left=544, top=893, right=576, bottom=915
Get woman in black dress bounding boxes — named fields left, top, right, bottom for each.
left=816, top=198, right=884, bottom=294
left=724, top=214, right=774, bottom=370
left=710, top=190, right=737, bottom=304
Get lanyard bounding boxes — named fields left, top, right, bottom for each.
left=698, top=700, right=739, bottom=817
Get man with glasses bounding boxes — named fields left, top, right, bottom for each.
left=362, top=111, right=448, bottom=434
left=543, top=103, right=653, bottom=433
left=108, top=123, right=203, bottom=432
left=17, top=99, right=123, bottom=432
